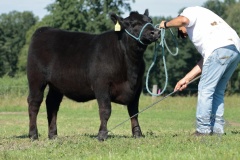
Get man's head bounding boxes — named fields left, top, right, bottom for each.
left=178, top=26, right=188, bottom=39
left=176, top=15, right=188, bottom=39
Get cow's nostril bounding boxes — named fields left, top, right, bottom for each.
left=151, top=31, right=155, bottom=35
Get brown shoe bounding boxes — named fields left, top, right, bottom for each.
left=192, top=131, right=212, bottom=136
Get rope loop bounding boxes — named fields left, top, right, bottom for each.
left=145, top=26, right=179, bottom=96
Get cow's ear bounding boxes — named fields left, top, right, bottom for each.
left=144, top=9, right=149, bottom=17
left=110, top=13, right=122, bottom=24
left=109, top=13, right=126, bottom=30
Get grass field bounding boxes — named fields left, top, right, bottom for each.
left=0, top=94, right=240, bottom=160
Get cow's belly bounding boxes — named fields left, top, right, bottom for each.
left=110, top=82, right=137, bottom=105
left=64, top=92, right=95, bottom=102
left=49, top=75, right=138, bottom=105
left=49, top=76, right=95, bottom=102
left=63, top=86, right=135, bottom=105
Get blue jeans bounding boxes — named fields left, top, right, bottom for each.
left=196, top=44, right=240, bottom=134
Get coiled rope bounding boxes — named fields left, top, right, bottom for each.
left=145, top=26, right=179, bottom=96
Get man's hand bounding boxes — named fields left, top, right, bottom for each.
left=174, top=78, right=190, bottom=91
left=159, top=21, right=167, bottom=29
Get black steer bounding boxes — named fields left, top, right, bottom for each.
left=27, top=9, right=160, bottom=141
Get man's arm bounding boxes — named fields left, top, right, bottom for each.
left=174, top=58, right=203, bottom=91
left=160, top=16, right=190, bottom=28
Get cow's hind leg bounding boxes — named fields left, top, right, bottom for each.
left=95, top=91, right=112, bottom=141
left=46, top=87, right=63, bottom=139
left=28, top=83, right=46, bottom=140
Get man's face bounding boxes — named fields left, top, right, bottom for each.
left=178, top=26, right=188, bottom=39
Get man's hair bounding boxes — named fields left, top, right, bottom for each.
left=178, top=28, right=186, bottom=39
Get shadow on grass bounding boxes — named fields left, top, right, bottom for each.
left=12, top=134, right=42, bottom=139
left=13, top=134, right=29, bottom=139
left=10, top=129, right=240, bottom=142
left=231, top=129, right=240, bottom=134
left=81, top=130, right=175, bottom=139
left=82, top=133, right=134, bottom=139
left=7, top=133, right=134, bottom=141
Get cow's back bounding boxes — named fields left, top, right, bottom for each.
left=28, top=27, right=96, bottom=63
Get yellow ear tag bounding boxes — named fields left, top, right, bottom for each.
left=114, top=21, right=121, bottom=31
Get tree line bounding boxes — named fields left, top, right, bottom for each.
left=0, top=0, right=239, bottom=95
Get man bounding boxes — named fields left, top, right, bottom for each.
left=160, top=6, right=240, bottom=135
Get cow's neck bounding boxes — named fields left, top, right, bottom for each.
left=122, top=32, right=147, bottom=59
left=121, top=33, right=147, bottom=89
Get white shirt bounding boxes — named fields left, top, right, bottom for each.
left=180, top=6, right=240, bottom=63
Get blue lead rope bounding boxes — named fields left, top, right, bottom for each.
left=124, top=23, right=179, bottom=96
left=146, top=27, right=179, bottom=96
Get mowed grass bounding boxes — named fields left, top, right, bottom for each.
left=0, top=94, right=240, bottom=160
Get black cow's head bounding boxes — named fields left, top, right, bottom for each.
left=110, top=9, right=160, bottom=45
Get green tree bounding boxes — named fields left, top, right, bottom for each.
left=224, top=0, right=238, bottom=6
left=225, top=2, right=240, bottom=34
left=0, top=28, right=5, bottom=76
left=225, top=1, right=240, bottom=94
left=0, top=11, right=37, bottom=77
left=45, top=0, right=132, bottom=32
left=203, top=0, right=226, bottom=17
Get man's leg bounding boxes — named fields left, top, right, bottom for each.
left=212, top=45, right=240, bottom=134
left=196, top=45, right=240, bottom=134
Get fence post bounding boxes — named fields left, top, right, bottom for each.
left=152, top=84, right=158, bottom=99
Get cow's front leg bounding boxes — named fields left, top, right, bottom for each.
left=127, top=103, right=143, bottom=138
left=96, top=96, right=112, bottom=141
left=127, top=88, right=143, bottom=138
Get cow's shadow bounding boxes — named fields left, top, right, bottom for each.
left=13, top=134, right=29, bottom=139
left=84, top=133, right=135, bottom=139
left=11, top=134, right=43, bottom=139
left=9, top=132, right=166, bottom=141
left=82, top=133, right=165, bottom=139
left=9, top=133, right=134, bottom=140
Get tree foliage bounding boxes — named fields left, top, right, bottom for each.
left=0, top=11, right=37, bottom=77
left=45, top=0, right=132, bottom=32
left=225, top=1, right=240, bottom=94
left=203, top=0, right=227, bottom=18
left=225, top=1, right=240, bottom=34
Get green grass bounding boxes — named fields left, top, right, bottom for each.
left=0, top=95, right=240, bottom=160
left=0, top=76, right=28, bottom=96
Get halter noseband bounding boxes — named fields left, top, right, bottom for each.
left=124, top=23, right=155, bottom=45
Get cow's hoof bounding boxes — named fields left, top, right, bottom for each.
left=29, top=134, right=38, bottom=141
left=29, top=129, right=39, bottom=140
left=97, top=131, right=108, bottom=141
left=48, top=134, right=58, bottom=140
left=132, top=126, right=143, bottom=138
left=133, top=132, right=143, bottom=138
